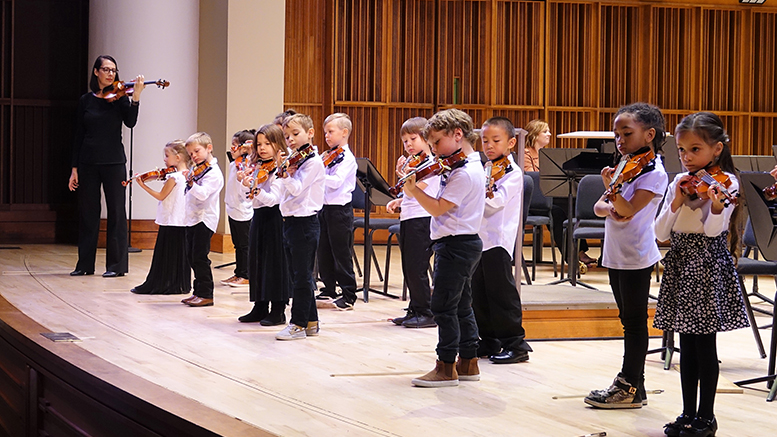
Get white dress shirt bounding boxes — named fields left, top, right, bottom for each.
left=225, top=159, right=255, bottom=221
left=324, top=144, right=357, bottom=205
left=430, top=152, right=487, bottom=241
left=400, top=174, right=440, bottom=221
left=479, top=154, right=522, bottom=257
left=184, top=156, right=224, bottom=232
left=279, top=151, right=326, bottom=217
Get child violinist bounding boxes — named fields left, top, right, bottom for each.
left=654, top=112, right=748, bottom=437
left=385, top=117, right=439, bottom=328
left=131, top=140, right=192, bottom=295
left=316, top=113, right=359, bottom=310
left=181, top=132, right=224, bottom=307
left=405, top=109, right=485, bottom=387
left=471, top=116, right=532, bottom=364
left=235, top=124, right=289, bottom=324
left=221, top=130, right=256, bottom=288
left=585, top=103, right=668, bottom=408
left=275, top=113, right=326, bottom=340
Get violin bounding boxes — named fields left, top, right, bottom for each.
left=389, top=149, right=468, bottom=196
left=247, top=159, right=278, bottom=199
left=186, top=160, right=211, bottom=187
left=679, top=165, right=738, bottom=207
left=763, top=182, right=777, bottom=201
left=400, top=151, right=429, bottom=174
left=322, top=145, right=345, bottom=168
left=231, top=140, right=253, bottom=164
left=603, top=149, right=655, bottom=202
left=277, top=143, right=315, bottom=177
left=95, top=78, right=170, bottom=102
left=121, top=166, right=177, bottom=186
left=484, top=155, right=513, bottom=199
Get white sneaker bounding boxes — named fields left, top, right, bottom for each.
left=305, top=321, right=320, bottom=337
left=275, top=323, right=306, bottom=341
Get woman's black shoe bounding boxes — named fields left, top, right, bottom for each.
left=238, top=306, right=269, bottom=323
left=260, top=312, right=286, bottom=326
left=70, top=269, right=93, bottom=276
left=102, top=271, right=124, bottom=277
left=679, top=416, right=717, bottom=437
left=664, top=413, right=693, bottom=436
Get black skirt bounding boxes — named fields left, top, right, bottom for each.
left=133, top=226, right=191, bottom=294
left=248, top=205, right=290, bottom=302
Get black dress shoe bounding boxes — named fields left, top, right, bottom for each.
left=489, top=349, right=529, bottom=364
left=679, top=417, right=717, bottom=437
left=102, top=271, right=125, bottom=278
left=664, top=413, right=693, bottom=437
left=70, top=269, right=93, bottom=276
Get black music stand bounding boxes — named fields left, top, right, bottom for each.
left=127, top=128, right=141, bottom=253
left=355, top=158, right=396, bottom=302
left=734, top=172, right=777, bottom=401
left=539, top=148, right=614, bottom=288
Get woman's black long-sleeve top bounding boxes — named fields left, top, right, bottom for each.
left=71, top=93, right=139, bottom=167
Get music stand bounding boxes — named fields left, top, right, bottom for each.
left=355, top=158, right=396, bottom=302
left=539, top=148, right=614, bottom=288
left=734, top=172, right=777, bottom=401
left=127, top=128, right=141, bottom=253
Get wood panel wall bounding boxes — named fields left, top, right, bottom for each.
left=284, top=0, right=777, bottom=196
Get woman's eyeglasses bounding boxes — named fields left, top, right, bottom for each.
left=99, top=67, right=118, bottom=74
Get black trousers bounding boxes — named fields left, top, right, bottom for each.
left=228, top=217, right=251, bottom=279
left=186, top=222, right=215, bottom=299
left=608, top=266, right=653, bottom=387
left=76, top=163, right=128, bottom=274
left=284, top=215, right=320, bottom=327
left=472, top=247, right=532, bottom=354
left=317, top=204, right=357, bottom=302
left=431, top=235, right=482, bottom=363
left=399, top=217, right=433, bottom=316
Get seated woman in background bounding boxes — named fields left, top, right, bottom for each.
left=523, top=119, right=597, bottom=267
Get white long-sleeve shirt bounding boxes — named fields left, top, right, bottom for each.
left=225, top=159, right=255, bottom=221
left=323, top=144, right=357, bottom=205
left=279, top=152, right=326, bottom=217
left=184, top=157, right=224, bottom=232
left=655, top=172, right=737, bottom=241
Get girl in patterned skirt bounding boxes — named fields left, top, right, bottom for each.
left=654, top=112, right=748, bottom=437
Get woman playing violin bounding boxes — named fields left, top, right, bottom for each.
left=68, top=55, right=146, bottom=277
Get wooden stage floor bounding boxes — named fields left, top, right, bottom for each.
left=0, top=244, right=775, bottom=436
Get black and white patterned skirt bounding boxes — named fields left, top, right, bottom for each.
left=653, top=231, right=749, bottom=335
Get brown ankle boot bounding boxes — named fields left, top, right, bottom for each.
left=411, top=360, right=458, bottom=387
left=456, top=357, right=480, bottom=381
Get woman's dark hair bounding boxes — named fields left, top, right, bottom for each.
left=614, top=102, right=666, bottom=154
left=89, top=55, right=119, bottom=93
left=675, top=111, right=742, bottom=261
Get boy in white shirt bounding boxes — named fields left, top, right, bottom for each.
left=275, top=114, right=326, bottom=340
left=472, top=117, right=532, bottom=364
left=181, top=132, right=224, bottom=307
left=405, top=109, right=485, bottom=387
left=317, top=113, right=359, bottom=310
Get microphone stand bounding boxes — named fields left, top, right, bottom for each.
left=128, top=127, right=141, bottom=253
